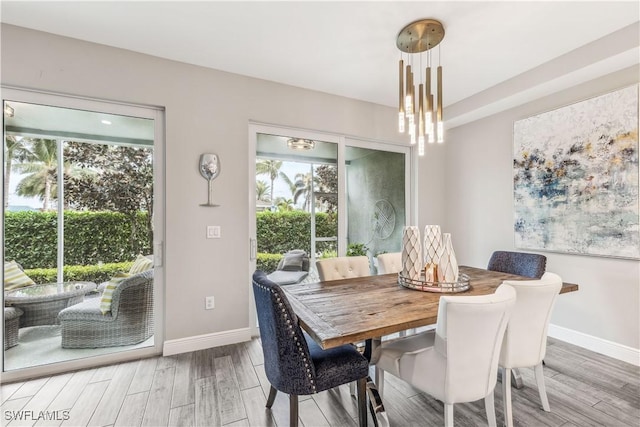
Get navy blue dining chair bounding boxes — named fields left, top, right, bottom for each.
left=252, top=270, right=369, bottom=427
left=487, top=251, right=547, bottom=279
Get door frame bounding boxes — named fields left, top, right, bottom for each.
left=248, top=122, right=415, bottom=338
left=1, top=86, right=165, bottom=382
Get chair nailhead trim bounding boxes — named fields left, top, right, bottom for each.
left=254, top=280, right=317, bottom=392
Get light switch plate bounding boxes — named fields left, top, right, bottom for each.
left=205, top=296, right=215, bottom=310
left=206, top=225, right=221, bottom=239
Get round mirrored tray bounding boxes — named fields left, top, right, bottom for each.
left=398, top=273, right=470, bottom=293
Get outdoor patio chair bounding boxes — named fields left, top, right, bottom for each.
left=4, top=307, right=23, bottom=350
left=57, top=269, right=154, bottom=348
left=266, top=250, right=310, bottom=285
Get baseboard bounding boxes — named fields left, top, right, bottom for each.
left=162, top=327, right=252, bottom=356
left=548, top=324, right=640, bottom=366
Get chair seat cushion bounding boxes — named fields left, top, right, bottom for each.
left=267, top=270, right=308, bottom=285
left=304, top=334, right=369, bottom=392
left=376, top=330, right=436, bottom=377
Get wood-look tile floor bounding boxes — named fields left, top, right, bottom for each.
left=1, top=337, right=638, bottom=426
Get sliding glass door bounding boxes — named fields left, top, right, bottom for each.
left=249, top=125, right=412, bottom=334
left=2, top=89, right=164, bottom=378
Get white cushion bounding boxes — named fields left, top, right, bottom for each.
left=499, top=272, right=563, bottom=369
left=377, top=252, right=402, bottom=274
left=376, top=284, right=516, bottom=404
left=267, top=270, right=308, bottom=286
left=316, top=256, right=370, bottom=281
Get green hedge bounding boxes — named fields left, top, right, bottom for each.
left=7, top=210, right=337, bottom=274
left=256, top=253, right=282, bottom=274
left=4, top=211, right=150, bottom=269
left=24, top=261, right=134, bottom=284
left=257, top=210, right=337, bottom=254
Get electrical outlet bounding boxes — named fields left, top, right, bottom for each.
left=206, top=225, right=221, bottom=239
left=205, top=296, right=215, bottom=310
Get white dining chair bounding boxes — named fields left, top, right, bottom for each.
left=499, top=272, right=562, bottom=427
left=376, top=252, right=402, bottom=275
left=376, top=252, right=413, bottom=339
left=316, top=256, right=370, bottom=281
left=375, top=284, right=516, bottom=427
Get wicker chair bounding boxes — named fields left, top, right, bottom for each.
left=4, top=307, right=23, bottom=350
left=57, top=270, right=154, bottom=348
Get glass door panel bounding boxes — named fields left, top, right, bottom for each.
left=3, top=99, right=155, bottom=371
left=255, top=134, right=337, bottom=283
left=345, top=145, right=407, bottom=274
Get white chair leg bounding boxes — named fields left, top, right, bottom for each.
left=485, top=391, right=497, bottom=427
left=350, top=380, right=356, bottom=396
left=534, top=363, right=551, bottom=411
left=444, top=403, right=454, bottom=427
left=502, top=367, right=514, bottom=427
left=376, top=367, right=385, bottom=398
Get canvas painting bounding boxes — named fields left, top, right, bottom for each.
left=513, top=85, right=639, bottom=259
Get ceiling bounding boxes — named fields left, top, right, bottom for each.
left=1, top=1, right=639, bottom=114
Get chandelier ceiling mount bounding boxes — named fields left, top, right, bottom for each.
left=396, top=19, right=445, bottom=54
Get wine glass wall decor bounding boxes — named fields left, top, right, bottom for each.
left=199, top=153, right=220, bottom=207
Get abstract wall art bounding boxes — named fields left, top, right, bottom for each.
left=513, top=85, right=639, bottom=259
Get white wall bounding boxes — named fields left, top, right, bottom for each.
left=1, top=24, right=426, bottom=342
left=443, top=66, right=640, bottom=354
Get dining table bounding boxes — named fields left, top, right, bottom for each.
left=282, top=265, right=579, bottom=423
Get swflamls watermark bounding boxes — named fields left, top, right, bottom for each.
left=4, top=410, right=70, bottom=421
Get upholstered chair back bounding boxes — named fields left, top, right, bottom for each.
left=499, top=272, right=562, bottom=427
left=487, top=251, right=546, bottom=279
left=427, top=284, right=516, bottom=403
left=316, top=256, right=370, bottom=281
left=252, top=271, right=316, bottom=395
left=499, top=272, right=562, bottom=368
left=377, top=252, right=402, bottom=274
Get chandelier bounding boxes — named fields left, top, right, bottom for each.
left=396, top=19, right=445, bottom=156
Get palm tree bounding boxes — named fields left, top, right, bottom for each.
left=293, top=172, right=314, bottom=211
left=3, top=135, right=34, bottom=209
left=14, top=139, right=58, bottom=211
left=274, top=197, right=294, bottom=212
left=255, top=159, right=283, bottom=203
left=256, top=180, right=270, bottom=202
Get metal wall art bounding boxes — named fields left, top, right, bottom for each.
left=513, top=85, right=639, bottom=259
left=199, top=153, right=220, bottom=207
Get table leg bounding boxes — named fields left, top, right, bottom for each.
left=498, top=367, right=524, bottom=389
left=366, top=337, right=389, bottom=427
left=511, top=368, right=524, bottom=389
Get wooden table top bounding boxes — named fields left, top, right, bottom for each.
left=283, top=265, right=579, bottom=350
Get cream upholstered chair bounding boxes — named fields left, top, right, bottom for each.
left=376, top=252, right=413, bottom=338
left=316, top=256, right=370, bottom=281
left=316, top=255, right=372, bottom=396
left=375, top=284, right=516, bottom=427
left=376, top=252, right=402, bottom=275
left=499, top=272, right=562, bottom=427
